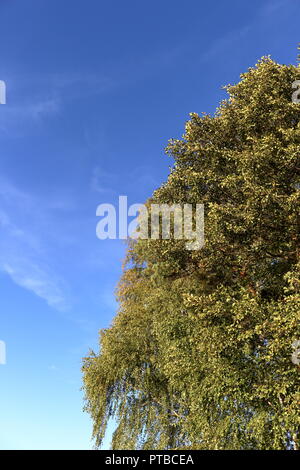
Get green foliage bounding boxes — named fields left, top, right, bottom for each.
left=82, top=58, right=300, bottom=450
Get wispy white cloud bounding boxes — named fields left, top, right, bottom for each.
left=90, top=166, right=118, bottom=194
left=200, top=25, right=251, bottom=63
left=0, top=177, right=70, bottom=310
left=259, top=0, right=288, bottom=16
left=0, top=94, right=60, bottom=135
left=90, top=164, right=159, bottom=196
left=2, top=260, right=67, bottom=310
left=0, top=71, right=114, bottom=136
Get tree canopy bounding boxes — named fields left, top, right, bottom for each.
left=82, top=57, right=300, bottom=450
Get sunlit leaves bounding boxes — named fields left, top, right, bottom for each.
left=83, top=58, right=300, bottom=450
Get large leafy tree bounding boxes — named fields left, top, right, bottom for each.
left=82, top=58, right=300, bottom=450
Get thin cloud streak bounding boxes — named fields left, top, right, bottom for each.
left=0, top=178, right=70, bottom=310
left=2, top=261, right=68, bottom=310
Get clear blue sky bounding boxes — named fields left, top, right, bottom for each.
left=0, top=0, right=298, bottom=450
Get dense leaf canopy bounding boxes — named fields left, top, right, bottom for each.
left=82, top=58, right=300, bottom=450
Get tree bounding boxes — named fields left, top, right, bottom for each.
left=82, top=57, right=300, bottom=450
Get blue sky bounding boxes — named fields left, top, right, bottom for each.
left=0, top=0, right=298, bottom=450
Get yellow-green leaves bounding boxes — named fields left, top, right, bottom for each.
left=82, top=58, right=300, bottom=450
